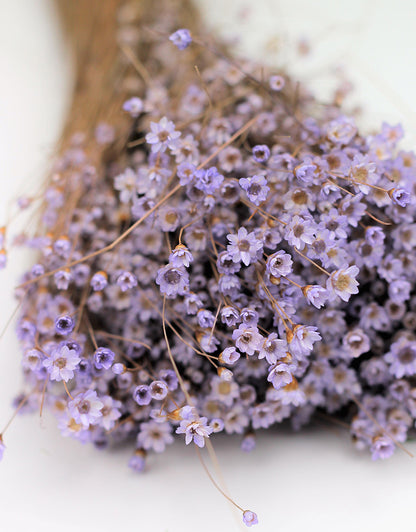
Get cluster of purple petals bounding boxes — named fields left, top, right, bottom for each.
left=10, top=12, right=416, bottom=503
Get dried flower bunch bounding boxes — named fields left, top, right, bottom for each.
left=2, top=0, right=416, bottom=526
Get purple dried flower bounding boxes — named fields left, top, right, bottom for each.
left=239, top=175, right=269, bottom=205
left=42, top=345, right=81, bottom=382
left=133, top=385, right=152, bottom=406
left=266, top=250, right=293, bottom=278
left=227, top=227, right=263, bottom=267
left=114, top=168, right=137, bottom=203
left=288, top=325, right=321, bottom=358
left=243, top=510, right=258, bottom=527
left=155, top=264, right=189, bottom=298
left=116, top=271, right=138, bottom=292
left=258, top=333, right=287, bottom=365
left=302, top=285, right=328, bottom=309
left=137, top=421, right=173, bottom=453
left=267, top=363, right=293, bottom=390
left=99, top=396, right=122, bottom=430
left=176, top=411, right=213, bottom=447
left=326, top=115, right=357, bottom=145
left=241, top=433, right=256, bottom=452
left=194, top=166, right=224, bottom=194
left=177, top=162, right=196, bottom=186
left=169, top=28, right=192, bottom=50
left=370, top=436, right=395, bottom=460
left=221, top=306, right=240, bottom=327
left=269, top=74, right=285, bottom=91
left=285, top=215, right=316, bottom=249
left=54, top=269, right=72, bottom=290
left=122, top=97, right=143, bottom=117
left=94, top=347, right=115, bottom=370
left=149, top=380, right=169, bottom=400
left=146, top=117, right=181, bottom=153
left=232, top=324, right=262, bottom=356
left=68, top=390, right=104, bottom=428
left=252, top=144, right=270, bottom=163
left=169, top=244, right=193, bottom=268
left=90, top=271, right=108, bottom=291
left=389, top=187, right=410, bottom=207
left=220, top=346, right=240, bottom=365
left=112, top=363, right=125, bottom=375
left=385, top=338, right=416, bottom=378
left=326, top=265, right=360, bottom=302
left=128, top=450, right=146, bottom=472
left=54, top=315, right=75, bottom=336
left=159, top=369, right=178, bottom=391
left=294, top=159, right=317, bottom=184
left=210, top=418, right=225, bottom=433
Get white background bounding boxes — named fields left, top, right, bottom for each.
left=1, top=1, right=416, bottom=531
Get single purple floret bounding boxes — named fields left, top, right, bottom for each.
left=133, top=385, right=152, bottom=406
left=243, top=510, right=259, bottom=527
left=146, top=117, right=181, bottom=154
left=54, top=315, right=75, bottom=336
left=149, top=380, right=169, bottom=400
left=239, top=175, right=269, bottom=206
left=227, top=227, right=263, bottom=267
left=68, top=390, right=104, bottom=428
left=232, top=324, right=263, bottom=356
left=390, top=187, right=411, bottom=207
left=42, top=344, right=81, bottom=382
left=169, top=28, right=192, bottom=50
left=267, top=363, right=293, bottom=390
left=370, top=436, right=395, bottom=460
left=128, top=451, right=146, bottom=472
left=169, top=245, right=193, bottom=268
left=194, top=166, right=224, bottom=194
left=90, top=271, right=108, bottom=291
left=155, top=264, right=189, bottom=298
left=176, top=412, right=213, bottom=448
left=266, top=250, right=293, bottom=278
left=122, top=97, right=143, bottom=117
left=303, top=285, right=328, bottom=309
left=252, top=144, right=270, bottom=163
left=220, top=346, right=240, bottom=365
left=94, top=347, right=115, bottom=370
left=137, top=421, right=173, bottom=453
left=116, top=271, right=137, bottom=292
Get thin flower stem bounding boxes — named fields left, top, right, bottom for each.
left=162, top=297, right=191, bottom=403
left=294, top=247, right=330, bottom=276
left=195, top=445, right=244, bottom=513
left=63, top=381, right=74, bottom=400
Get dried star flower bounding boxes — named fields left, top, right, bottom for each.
left=145, top=117, right=181, bottom=154
left=227, top=227, right=263, bottom=267
left=176, top=414, right=213, bottom=447
left=68, top=390, right=104, bottom=428
left=169, top=28, right=192, bottom=50
left=43, top=345, right=81, bottom=382
left=243, top=510, right=258, bottom=527
left=326, top=265, right=360, bottom=302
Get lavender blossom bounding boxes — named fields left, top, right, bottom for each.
left=43, top=345, right=81, bottom=382
left=68, top=390, right=104, bottom=428
left=176, top=413, right=213, bottom=448
left=227, top=227, right=263, bottom=267
left=239, top=175, right=270, bottom=205
left=146, top=117, right=181, bottom=153
left=169, top=28, right=192, bottom=50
